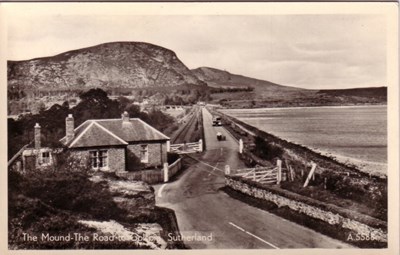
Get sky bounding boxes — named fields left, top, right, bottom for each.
left=6, top=8, right=387, bottom=90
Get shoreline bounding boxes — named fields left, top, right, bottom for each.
left=315, top=149, right=387, bottom=177
left=220, top=104, right=387, bottom=112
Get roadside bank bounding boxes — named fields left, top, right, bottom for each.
left=211, top=109, right=387, bottom=248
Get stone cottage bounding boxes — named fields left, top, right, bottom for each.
left=59, top=112, right=170, bottom=172
left=20, top=112, right=170, bottom=173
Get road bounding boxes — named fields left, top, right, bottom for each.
left=154, top=107, right=353, bottom=249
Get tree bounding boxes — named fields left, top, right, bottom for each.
left=73, top=89, right=121, bottom=124
left=79, top=88, right=109, bottom=101
left=117, top=96, right=133, bottom=110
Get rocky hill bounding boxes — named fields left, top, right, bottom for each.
left=8, top=42, right=206, bottom=91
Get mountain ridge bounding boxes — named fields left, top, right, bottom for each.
left=8, top=41, right=206, bottom=90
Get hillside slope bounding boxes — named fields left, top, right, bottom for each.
left=192, top=66, right=304, bottom=92
left=192, top=66, right=311, bottom=106
left=8, top=42, right=206, bottom=91
left=192, top=67, right=386, bottom=108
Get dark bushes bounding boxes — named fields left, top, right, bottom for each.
left=252, top=136, right=283, bottom=161
left=12, top=152, right=128, bottom=221
left=8, top=152, right=130, bottom=249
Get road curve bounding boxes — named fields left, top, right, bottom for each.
left=154, top=107, right=354, bottom=249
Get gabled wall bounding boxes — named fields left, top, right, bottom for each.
left=127, top=141, right=167, bottom=169
left=70, top=147, right=125, bottom=173
left=22, top=148, right=55, bottom=172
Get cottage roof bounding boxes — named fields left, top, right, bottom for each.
left=60, top=118, right=169, bottom=148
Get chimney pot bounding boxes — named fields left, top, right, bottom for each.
left=34, top=123, right=41, bottom=149
left=122, top=111, right=130, bottom=122
left=66, top=114, right=75, bottom=143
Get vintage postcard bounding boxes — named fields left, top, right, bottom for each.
left=0, top=2, right=398, bottom=255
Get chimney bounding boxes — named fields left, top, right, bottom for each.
left=122, top=111, right=130, bottom=122
left=66, top=114, right=75, bottom=143
left=34, top=123, right=41, bottom=149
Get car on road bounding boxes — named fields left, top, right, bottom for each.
left=216, top=132, right=226, bottom=141
left=212, top=116, right=222, bottom=126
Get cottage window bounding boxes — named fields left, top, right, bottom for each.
left=40, top=152, right=51, bottom=165
left=90, top=150, right=108, bottom=170
left=140, top=145, right=149, bottom=163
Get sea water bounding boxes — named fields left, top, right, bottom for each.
left=221, top=105, right=387, bottom=174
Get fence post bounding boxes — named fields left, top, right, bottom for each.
left=239, top=139, right=243, bottom=154
left=163, top=163, right=169, bottom=183
left=277, top=159, right=282, bottom=184
left=225, top=165, right=230, bottom=175
left=166, top=140, right=170, bottom=152
left=15, top=161, right=21, bottom=172
left=290, top=166, right=295, bottom=181
left=303, top=162, right=317, bottom=188
left=198, top=139, right=203, bottom=152
left=284, top=160, right=291, bottom=181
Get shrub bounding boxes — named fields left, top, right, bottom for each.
left=10, top=152, right=128, bottom=221
left=252, top=136, right=283, bottom=161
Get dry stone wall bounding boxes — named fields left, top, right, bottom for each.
left=226, top=176, right=387, bottom=243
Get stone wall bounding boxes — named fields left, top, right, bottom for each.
left=225, top=176, right=387, bottom=243
left=108, top=148, right=126, bottom=173
left=127, top=142, right=167, bottom=168
left=70, top=147, right=125, bottom=173
left=22, top=147, right=55, bottom=172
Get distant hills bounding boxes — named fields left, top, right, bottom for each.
left=7, top=41, right=386, bottom=112
left=317, top=87, right=387, bottom=98
left=192, top=66, right=303, bottom=93
left=191, top=66, right=386, bottom=108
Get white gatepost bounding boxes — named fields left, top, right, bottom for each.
left=225, top=165, right=231, bottom=175
left=166, top=140, right=170, bottom=152
left=277, top=159, right=282, bottom=184
left=163, top=163, right=169, bottom=183
left=239, top=139, right=243, bottom=154
left=198, top=139, right=203, bottom=152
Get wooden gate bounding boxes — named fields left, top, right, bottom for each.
left=234, top=160, right=283, bottom=184
left=169, top=139, right=203, bottom=154
left=235, top=166, right=278, bottom=184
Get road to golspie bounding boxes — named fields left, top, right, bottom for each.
left=154, top=107, right=353, bottom=249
